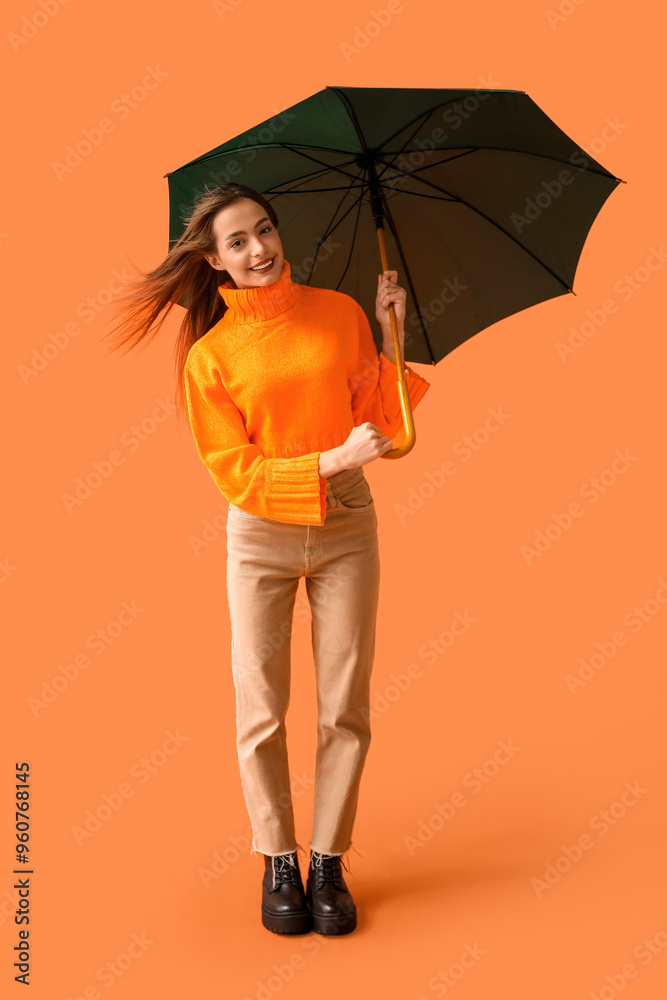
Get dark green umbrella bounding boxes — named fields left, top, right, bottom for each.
left=164, top=86, right=625, bottom=458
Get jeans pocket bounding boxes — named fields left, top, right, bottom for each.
left=335, top=474, right=374, bottom=511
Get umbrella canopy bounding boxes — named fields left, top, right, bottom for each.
left=165, top=85, right=624, bottom=367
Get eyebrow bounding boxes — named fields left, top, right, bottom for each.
left=224, top=216, right=271, bottom=241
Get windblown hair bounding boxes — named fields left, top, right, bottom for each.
left=103, top=183, right=279, bottom=421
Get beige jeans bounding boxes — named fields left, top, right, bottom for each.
left=225, top=466, right=380, bottom=858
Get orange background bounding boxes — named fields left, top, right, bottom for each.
left=2, top=0, right=666, bottom=997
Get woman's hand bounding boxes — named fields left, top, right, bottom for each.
left=375, top=270, right=406, bottom=365
left=320, top=423, right=393, bottom=475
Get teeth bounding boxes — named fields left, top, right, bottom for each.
left=250, top=259, right=272, bottom=271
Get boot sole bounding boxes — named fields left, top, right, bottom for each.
left=261, top=906, right=313, bottom=935
left=310, top=908, right=357, bottom=936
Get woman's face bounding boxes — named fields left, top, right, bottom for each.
left=205, top=198, right=284, bottom=289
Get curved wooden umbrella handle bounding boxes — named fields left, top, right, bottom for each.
left=380, top=299, right=416, bottom=459
left=375, top=225, right=416, bottom=460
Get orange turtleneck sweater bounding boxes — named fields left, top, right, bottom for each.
left=183, top=259, right=431, bottom=525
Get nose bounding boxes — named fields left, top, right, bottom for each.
left=250, top=237, right=269, bottom=255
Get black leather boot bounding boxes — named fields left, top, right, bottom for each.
left=306, top=850, right=357, bottom=935
left=261, top=851, right=313, bottom=935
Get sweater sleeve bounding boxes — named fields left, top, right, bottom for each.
left=184, top=346, right=327, bottom=526
left=348, top=299, right=431, bottom=439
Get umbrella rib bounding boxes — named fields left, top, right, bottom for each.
left=264, top=154, right=369, bottom=193
left=169, top=141, right=366, bottom=176
left=273, top=145, right=369, bottom=186
left=370, top=94, right=502, bottom=149
left=376, top=193, right=437, bottom=366
left=377, top=144, right=619, bottom=181
left=374, top=108, right=439, bottom=172
left=325, top=86, right=506, bottom=152
left=375, top=189, right=462, bottom=202
left=300, top=179, right=376, bottom=290
left=327, top=90, right=439, bottom=361
left=329, top=176, right=368, bottom=291
left=377, top=147, right=477, bottom=189
left=374, top=154, right=575, bottom=290
left=375, top=112, right=491, bottom=182
left=299, top=176, right=366, bottom=286
left=337, top=89, right=614, bottom=179
left=195, top=143, right=367, bottom=186
left=327, top=86, right=617, bottom=182
left=264, top=152, right=372, bottom=291
left=267, top=182, right=366, bottom=195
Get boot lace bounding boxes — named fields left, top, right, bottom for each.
left=272, top=852, right=301, bottom=889
left=311, top=851, right=348, bottom=885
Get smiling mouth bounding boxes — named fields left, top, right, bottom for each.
left=249, top=257, right=275, bottom=272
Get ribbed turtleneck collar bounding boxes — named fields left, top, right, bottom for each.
left=217, top=258, right=301, bottom=323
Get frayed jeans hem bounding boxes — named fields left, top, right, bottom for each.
left=251, top=841, right=306, bottom=858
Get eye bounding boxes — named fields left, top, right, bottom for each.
left=229, top=225, right=273, bottom=250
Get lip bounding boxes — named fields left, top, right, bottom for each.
left=249, top=256, right=275, bottom=271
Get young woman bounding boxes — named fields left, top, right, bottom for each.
left=105, top=183, right=430, bottom=936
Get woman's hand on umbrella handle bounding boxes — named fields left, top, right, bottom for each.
left=338, top=423, right=393, bottom=469
left=376, top=270, right=406, bottom=362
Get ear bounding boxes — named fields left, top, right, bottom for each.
left=205, top=254, right=223, bottom=270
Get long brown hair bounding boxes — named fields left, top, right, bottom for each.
left=103, top=183, right=279, bottom=422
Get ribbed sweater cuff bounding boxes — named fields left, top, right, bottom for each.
left=379, top=352, right=431, bottom=419
left=267, top=452, right=327, bottom=524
